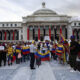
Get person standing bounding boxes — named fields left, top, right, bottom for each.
left=56, top=42, right=65, bottom=64
left=7, top=43, right=14, bottom=66
left=29, top=41, right=35, bottom=69
left=0, top=44, right=5, bottom=67
left=16, top=43, right=22, bottom=64
left=63, top=41, right=70, bottom=63
left=69, top=36, right=80, bottom=71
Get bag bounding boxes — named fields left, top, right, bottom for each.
left=18, top=53, right=22, bottom=59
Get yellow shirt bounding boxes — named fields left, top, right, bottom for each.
left=8, top=47, right=13, bottom=56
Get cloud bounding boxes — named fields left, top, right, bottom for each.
left=0, top=0, right=33, bottom=21
left=0, top=0, right=80, bottom=21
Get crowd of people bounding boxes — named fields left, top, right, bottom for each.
left=0, top=35, right=80, bottom=71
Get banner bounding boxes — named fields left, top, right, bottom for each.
left=35, top=50, right=50, bottom=61
left=52, top=48, right=56, bottom=54
left=22, top=46, right=30, bottom=55
left=16, top=47, right=21, bottom=53
left=56, top=45, right=64, bottom=56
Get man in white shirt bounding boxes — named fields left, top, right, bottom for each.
left=29, top=41, right=35, bottom=69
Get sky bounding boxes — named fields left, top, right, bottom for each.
left=0, top=0, right=80, bottom=21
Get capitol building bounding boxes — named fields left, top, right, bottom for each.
left=0, top=2, right=80, bottom=42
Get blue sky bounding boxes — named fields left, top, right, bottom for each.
left=0, top=0, right=80, bottom=21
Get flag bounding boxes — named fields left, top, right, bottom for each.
left=49, top=27, right=51, bottom=40
left=16, top=46, right=21, bottom=53
left=59, top=27, right=65, bottom=42
left=52, top=48, right=56, bottom=54
left=35, top=50, right=50, bottom=61
left=56, top=45, right=64, bottom=56
left=60, top=27, right=62, bottom=34
left=22, top=47, right=30, bottom=55
left=60, top=34, right=65, bottom=42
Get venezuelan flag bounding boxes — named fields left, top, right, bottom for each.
left=52, top=48, right=56, bottom=54
left=35, top=50, right=50, bottom=61
left=22, top=47, right=30, bottom=55
left=56, top=45, right=64, bottom=56
left=16, top=46, right=21, bottom=53
left=60, top=27, right=65, bottom=42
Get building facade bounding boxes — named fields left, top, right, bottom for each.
left=0, top=3, right=80, bottom=42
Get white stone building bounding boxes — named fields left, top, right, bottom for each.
left=0, top=2, right=80, bottom=42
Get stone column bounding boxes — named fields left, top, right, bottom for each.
left=67, top=24, right=72, bottom=40
left=19, top=29, right=22, bottom=41
left=23, top=25, right=27, bottom=41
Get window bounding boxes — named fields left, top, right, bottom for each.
left=29, top=26, right=33, bottom=30
left=11, top=24, right=12, bottom=27
left=2, top=24, right=4, bottom=27
left=74, top=23, right=76, bottom=26
left=6, top=24, right=8, bottom=26
left=21, top=29, right=23, bottom=33
left=78, top=23, right=80, bottom=26
left=15, top=24, right=17, bottom=27
left=21, top=35, right=23, bottom=40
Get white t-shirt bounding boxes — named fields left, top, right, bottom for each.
left=29, top=44, right=35, bottom=53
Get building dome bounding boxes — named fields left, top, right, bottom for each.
left=33, top=2, right=57, bottom=16
left=33, top=8, right=57, bottom=15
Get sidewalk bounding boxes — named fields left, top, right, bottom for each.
left=11, top=62, right=56, bottom=80
left=0, top=61, right=80, bottom=80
